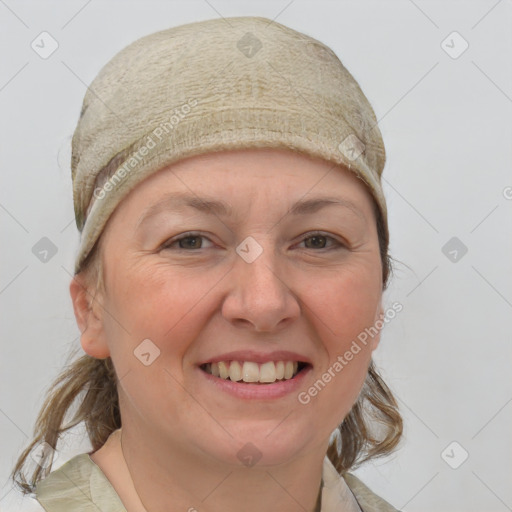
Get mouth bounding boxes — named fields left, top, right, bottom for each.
left=199, top=360, right=310, bottom=384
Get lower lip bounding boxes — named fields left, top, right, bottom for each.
left=196, top=365, right=312, bottom=400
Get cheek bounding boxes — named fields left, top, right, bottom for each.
left=100, top=263, right=226, bottom=425
left=299, top=263, right=381, bottom=419
left=308, top=261, right=381, bottom=343
left=102, top=261, right=224, bottom=370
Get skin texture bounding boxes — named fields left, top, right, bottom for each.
left=70, top=148, right=384, bottom=512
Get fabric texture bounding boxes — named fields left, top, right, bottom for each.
left=71, top=15, right=388, bottom=274
left=35, top=451, right=400, bottom=511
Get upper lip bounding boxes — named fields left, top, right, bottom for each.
left=197, top=350, right=312, bottom=366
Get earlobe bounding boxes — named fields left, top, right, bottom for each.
left=69, top=274, right=111, bottom=359
left=370, top=305, right=385, bottom=352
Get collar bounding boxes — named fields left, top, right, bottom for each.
left=36, top=451, right=398, bottom=511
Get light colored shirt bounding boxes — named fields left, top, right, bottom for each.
left=34, top=451, right=399, bottom=512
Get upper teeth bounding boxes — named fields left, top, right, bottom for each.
left=203, top=361, right=300, bottom=383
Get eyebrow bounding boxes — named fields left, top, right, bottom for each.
left=136, top=192, right=367, bottom=229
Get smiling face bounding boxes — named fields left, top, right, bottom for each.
left=74, top=147, right=384, bottom=469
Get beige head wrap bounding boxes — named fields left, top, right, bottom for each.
left=71, top=16, right=387, bottom=274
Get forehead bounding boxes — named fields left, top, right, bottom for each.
left=106, top=148, right=377, bottom=233
left=130, top=148, right=373, bottom=204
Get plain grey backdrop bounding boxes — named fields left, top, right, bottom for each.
left=1, top=1, right=511, bottom=511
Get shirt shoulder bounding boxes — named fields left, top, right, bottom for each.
left=34, top=451, right=399, bottom=512
left=342, top=472, right=401, bottom=512
left=321, top=456, right=401, bottom=512
left=35, top=453, right=127, bottom=512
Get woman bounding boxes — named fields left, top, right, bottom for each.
left=12, top=16, right=403, bottom=512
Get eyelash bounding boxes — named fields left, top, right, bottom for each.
left=160, top=231, right=346, bottom=251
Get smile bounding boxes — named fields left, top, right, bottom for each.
left=200, top=360, right=309, bottom=384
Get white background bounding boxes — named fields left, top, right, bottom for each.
left=1, top=1, right=511, bottom=511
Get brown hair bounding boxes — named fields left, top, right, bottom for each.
left=11, top=196, right=402, bottom=494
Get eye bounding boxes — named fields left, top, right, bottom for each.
left=161, top=233, right=214, bottom=250
left=160, top=231, right=345, bottom=252
left=297, top=232, right=345, bottom=250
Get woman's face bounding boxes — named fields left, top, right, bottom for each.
left=79, top=148, right=384, bottom=467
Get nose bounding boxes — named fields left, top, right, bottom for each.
left=221, top=244, right=301, bottom=332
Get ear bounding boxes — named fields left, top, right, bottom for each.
left=69, top=272, right=111, bottom=359
left=369, top=303, right=385, bottom=352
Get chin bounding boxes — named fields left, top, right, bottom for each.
left=202, top=421, right=317, bottom=469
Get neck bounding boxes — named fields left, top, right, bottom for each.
left=114, top=424, right=326, bottom=512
